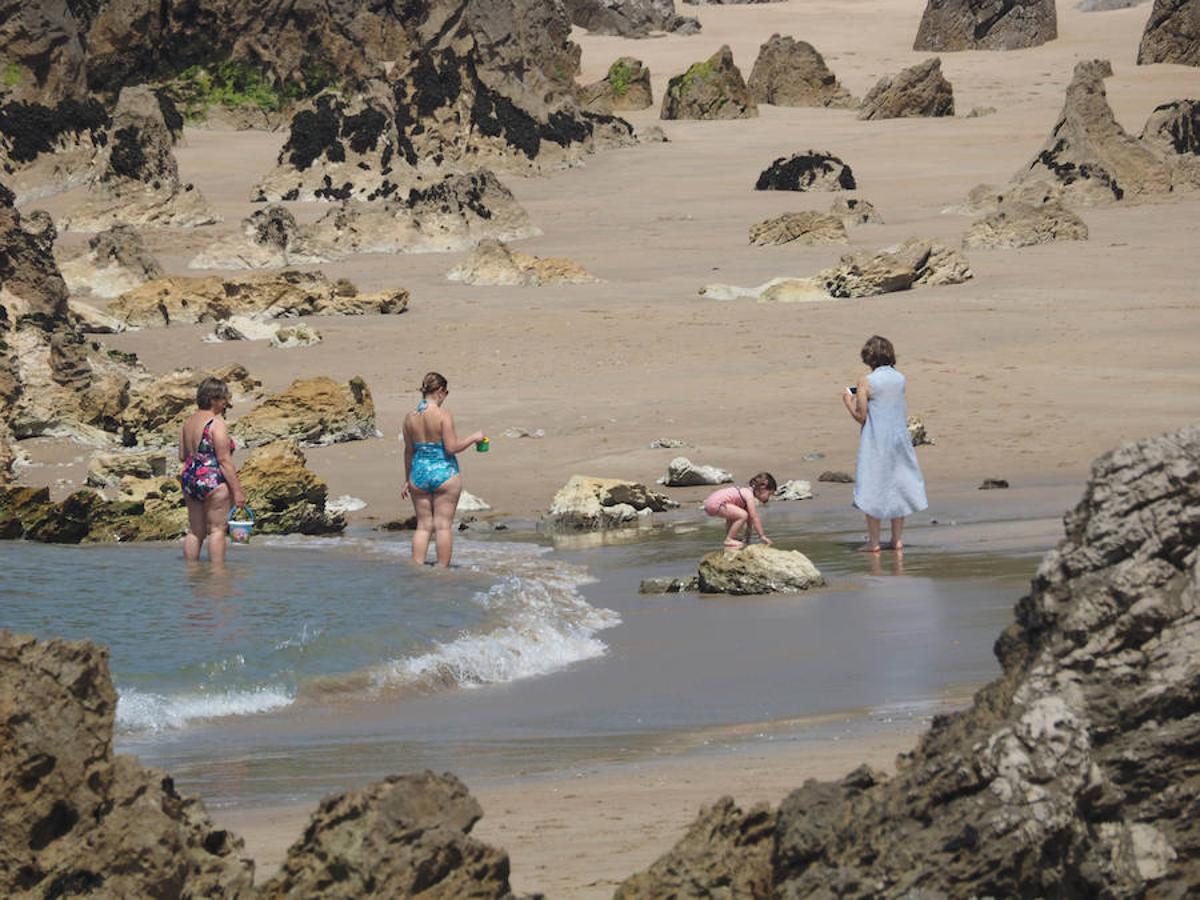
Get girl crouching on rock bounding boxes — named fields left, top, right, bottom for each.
left=703, top=473, right=776, bottom=549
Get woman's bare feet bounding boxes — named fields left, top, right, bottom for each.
left=723, top=539, right=745, bottom=549
left=881, top=540, right=904, bottom=551
left=857, top=543, right=882, bottom=553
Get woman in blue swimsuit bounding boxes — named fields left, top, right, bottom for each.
left=401, top=372, right=484, bottom=567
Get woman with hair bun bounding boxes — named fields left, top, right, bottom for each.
left=401, top=372, right=485, bottom=567
left=179, top=376, right=246, bottom=564
left=842, top=335, right=927, bottom=553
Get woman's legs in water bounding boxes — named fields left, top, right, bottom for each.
left=719, top=505, right=749, bottom=548
left=860, top=515, right=882, bottom=553
left=204, top=484, right=231, bottom=565
left=887, top=517, right=905, bottom=551
left=432, top=476, right=463, bottom=567
left=184, top=497, right=207, bottom=561
left=410, top=488, right=435, bottom=564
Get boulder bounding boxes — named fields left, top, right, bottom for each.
left=1140, top=99, right=1200, bottom=156
left=542, top=475, right=675, bottom=531
left=907, top=415, right=935, bottom=447
left=755, top=152, right=856, bottom=191
left=85, top=449, right=170, bottom=487
left=749, top=211, right=848, bottom=246
left=0, top=95, right=110, bottom=204
left=565, top=0, right=685, bottom=36
left=958, top=179, right=1065, bottom=215
left=270, top=323, right=322, bottom=348
left=963, top=199, right=1089, bottom=248
left=578, top=57, right=654, bottom=114
left=1013, top=60, right=1175, bottom=205
left=637, top=125, right=669, bottom=143
left=85, top=477, right=189, bottom=542
left=660, top=46, right=758, bottom=121
left=697, top=545, right=826, bottom=594
left=60, top=86, right=219, bottom=231
left=818, top=470, right=854, bottom=482
left=107, top=270, right=409, bottom=329
left=447, top=239, right=598, bottom=286
left=639, top=576, right=701, bottom=593
left=859, top=57, right=954, bottom=120
left=118, top=363, right=261, bottom=449
left=237, top=439, right=346, bottom=535
left=775, top=479, right=814, bottom=501
left=746, top=35, right=855, bottom=108
left=67, top=299, right=126, bottom=334
left=209, top=315, right=283, bottom=343
left=189, top=205, right=334, bottom=270
left=1138, top=0, right=1200, bottom=66
left=629, top=424, right=1200, bottom=897
left=818, top=238, right=972, bottom=298
left=979, top=477, right=1010, bottom=489
left=58, top=224, right=164, bottom=299
left=914, top=0, right=1057, bottom=51
left=830, top=196, right=883, bottom=226
left=0, top=1, right=89, bottom=106
left=663, top=456, right=733, bottom=486
left=233, top=376, right=378, bottom=448
left=0, top=632, right=255, bottom=897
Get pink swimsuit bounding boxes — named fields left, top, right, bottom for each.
left=704, top=485, right=748, bottom=517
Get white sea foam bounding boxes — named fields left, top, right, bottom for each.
left=117, top=685, right=294, bottom=734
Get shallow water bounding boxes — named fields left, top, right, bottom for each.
left=0, top=502, right=1049, bottom=808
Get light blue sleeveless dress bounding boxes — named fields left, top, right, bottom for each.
left=853, top=366, right=928, bottom=520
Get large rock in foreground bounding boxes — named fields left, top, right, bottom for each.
left=914, top=0, right=1057, bottom=50
left=858, top=58, right=954, bottom=120
left=698, top=545, right=825, bottom=594
left=819, top=238, right=972, bottom=298
left=747, top=35, right=854, bottom=108
left=624, top=424, right=1200, bottom=895
left=1138, top=0, right=1200, bottom=66
left=238, top=440, right=346, bottom=535
left=0, top=632, right=255, bottom=897
left=661, top=46, right=758, bottom=121
left=233, top=376, right=378, bottom=448
left=542, top=475, right=676, bottom=531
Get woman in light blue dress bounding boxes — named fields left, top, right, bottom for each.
left=842, top=335, right=928, bottom=553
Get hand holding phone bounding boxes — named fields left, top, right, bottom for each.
left=847, top=386, right=858, bottom=395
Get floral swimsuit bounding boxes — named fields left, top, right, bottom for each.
left=180, top=418, right=234, bottom=501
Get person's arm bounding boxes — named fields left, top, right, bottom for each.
left=401, top=417, right=414, bottom=498
left=843, top=375, right=870, bottom=425
left=178, top=426, right=187, bottom=463
left=743, top=490, right=772, bottom=544
left=209, top=417, right=246, bottom=507
left=440, top=410, right=483, bottom=455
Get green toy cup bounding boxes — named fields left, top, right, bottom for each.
left=476, top=437, right=490, bottom=452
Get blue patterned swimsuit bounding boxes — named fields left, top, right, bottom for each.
left=408, top=400, right=460, bottom=493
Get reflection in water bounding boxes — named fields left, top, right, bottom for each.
left=866, top=550, right=906, bottom=577
left=184, top=563, right=246, bottom=638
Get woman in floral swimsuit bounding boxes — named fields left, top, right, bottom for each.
left=179, top=377, right=246, bottom=564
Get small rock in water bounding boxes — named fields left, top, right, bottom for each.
left=639, top=576, right=701, bottom=594
left=775, top=479, right=814, bottom=501
left=698, top=545, right=825, bottom=595
left=649, top=438, right=689, bottom=449
left=979, top=478, right=1009, bottom=490
left=327, top=495, right=367, bottom=514
left=378, top=516, right=417, bottom=531
left=803, top=451, right=826, bottom=462
left=457, top=490, right=491, bottom=512
left=818, top=470, right=854, bottom=483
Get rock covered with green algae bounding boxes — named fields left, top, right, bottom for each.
left=660, top=46, right=758, bottom=121
left=619, top=424, right=1200, bottom=896
left=697, top=544, right=825, bottom=594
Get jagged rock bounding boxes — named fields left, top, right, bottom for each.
left=1014, top=60, right=1176, bottom=205
left=0, top=632, right=255, bottom=895
left=117, top=363, right=261, bottom=449
left=18, top=209, right=56, bottom=251
left=270, top=323, right=322, bottom=348
left=699, top=276, right=830, bottom=303
left=859, top=58, right=954, bottom=120
left=639, top=576, right=701, bottom=593
left=258, top=771, right=513, bottom=898
left=818, top=238, right=972, bottom=298
left=579, top=58, right=654, bottom=114
left=108, top=270, right=409, bottom=329
left=61, top=86, right=218, bottom=230
left=1140, top=99, right=1200, bottom=156
left=749, top=211, right=848, bottom=246
left=964, top=199, right=1089, bottom=248
left=958, top=179, right=1065, bottom=215
left=189, top=205, right=333, bottom=270
left=566, top=0, right=693, bottom=35
left=979, top=477, right=1010, bottom=489
left=0, top=424, right=17, bottom=484
left=209, top=316, right=282, bottom=343
left=58, top=224, right=165, bottom=298
left=234, top=440, right=346, bottom=534
left=233, top=376, right=376, bottom=448
left=755, top=152, right=856, bottom=191
left=1138, top=0, right=1200, bottom=66
left=542, top=475, right=675, bottom=531
left=775, top=479, right=814, bottom=501
left=0, top=96, right=109, bottom=203
left=914, top=0, right=1057, bottom=50
left=661, top=46, right=758, bottom=121
left=663, top=456, right=733, bottom=486
left=907, top=415, right=935, bottom=447
left=698, top=545, right=825, bottom=594
left=0, top=1, right=89, bottom=106
left=818, top=470, right=854, bottom=483
left=447, top=239, right=598, bottom=286
left=457, top=490, right=492, bottom=513
left=615, top=798, right=774, bottom=897
left=85, top=449, right=169, bottom=487
left=830, top=196, right=883, bottom=226
left=747, top=35, right=855, bottom=108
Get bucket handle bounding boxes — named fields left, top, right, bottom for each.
left=227, top=505, right=255, bottom=524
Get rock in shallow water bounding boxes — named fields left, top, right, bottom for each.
left=698, top=544, right=825, bottom=594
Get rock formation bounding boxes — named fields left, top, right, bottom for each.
left=1013, top=60, right=1177, bottom=204
left=447, top=239, right=599, bottom=286
left=578, top=58, right=654, bottom=114
left=907, top=415, right=935, bottom=447
left=661, top=46, right=758, bottom=121
left=61, top=86, right=218, bottom=231
left=0, top=95, right=109, bottom=203
left=749, top=211, right=849, bottom=246
left=963, top=199, right=1089, bottom=248
left=1138, top=0, right=1200, bottom=66
left=819, top=238, right=972, bottom=297
left=859, top=58, right=954, bottom=120
left=747, top=35, right=855, bottom=108
left=819, top=470, right=854, bottom=483
left=233, top=377, right=378, bottom=448
left=542, top=475, right=676, bottom=531
left=85, top=449, right=170, bottom=487
left=663, top=456, right=733, bottom=486
left=830, top=196, right=883, bottom=226
left=270, top=323, right=322, bottom=349
left=914, top=0, right=1057, bottom=51
left=117, top=364, right=261, bottom=449
left=698, top=545, right=825, bottom=594
left=189, top=205, right=333, bottom=270
left=958, top=179, right=1065, bottom=215
left=775, top=479, right=814, bottom=501
left=622, top=424, right=1200, bottom=896
left=237, top=440, right=346, bottom=535
left=1140, top=99, right=1200, bottom=156
left=755, top=152, right=856, bottom=191
left=566, top=0, right=699, bottom=35
left=108, top=271, right=408, bottom=329
left=58, top=224, right=164, bottom=298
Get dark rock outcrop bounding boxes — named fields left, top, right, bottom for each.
left=747, top=35, right=855, bottom=108
left=0, top=95, right=110, bottom=203
left=621, top=424, right=1200, bottom=896
left=566, top=0, right=698, bottom=36
left=914, top=0, right=1058, bottom=51
left=755, top=152, right=856, bottom=191
left=1140, top=99, right=1200, bottom=156
left=661, top=46, right=758, bottom=121
left=1138, top=0, right=1200, bottom=67
left=858, top=57, right=954, bottom=120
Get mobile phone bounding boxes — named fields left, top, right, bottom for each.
left=848, top=386, right=858, bottom=394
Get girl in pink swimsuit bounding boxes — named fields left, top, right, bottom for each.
left=703, top=472, right=777, bottom=549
